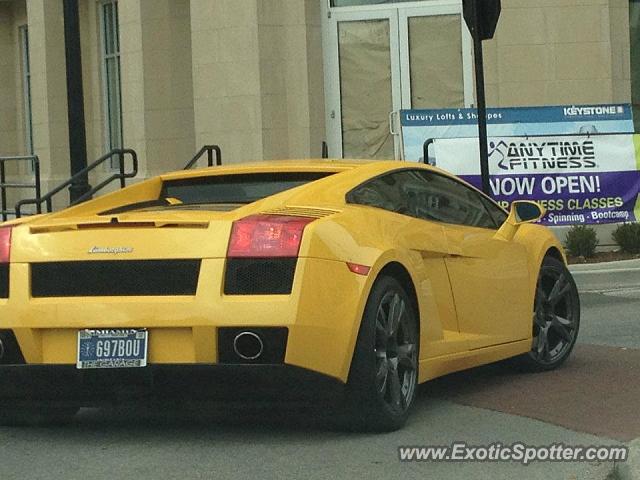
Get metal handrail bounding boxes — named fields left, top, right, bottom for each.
left=184, top=145, right=222, bottom=169
left=321, top=141, right=329, bottom=159
left=15, top=148, right=138, bottom=218
left=423, top=139, right=435, bottom=165
left=0, top=155, right=41, bottom=221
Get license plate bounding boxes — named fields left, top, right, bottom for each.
left=77, top=329, right=148, bottom=369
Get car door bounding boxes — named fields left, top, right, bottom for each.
left=414, top=171, right=532, bottom=350
left=347, top=170, right=467, bottom=358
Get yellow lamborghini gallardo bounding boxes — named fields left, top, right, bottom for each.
left=0, top=160, right=579, bottom=430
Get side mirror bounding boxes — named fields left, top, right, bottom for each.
left=512, top=200, right=545, bottom=225
left=494, top=201, right=546, bottom=241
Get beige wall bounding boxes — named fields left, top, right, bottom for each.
left=257, top=0, right=326, bottom=160
left=190, top=0, right=325, bottom=164
left=0, top=1, right=18, bottom=158
left=26, top=0, right=70, bottom=196
left=120, top=0, right=195, bottom=177
left=190, top=0, right=264, bottom=164
left=483, top=0, right=632, bottom=107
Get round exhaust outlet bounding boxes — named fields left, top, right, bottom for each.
left=233, top=331, right=264, bottom=360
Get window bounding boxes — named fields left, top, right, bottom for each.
left=100, top=0, right=123, bottom=165
left=101, top=172, right=336, bottom=214
left=479, top=194, right=508, bottom=227
left=19, top=25, right=33, bottom=155
left=347, top=170, right=417, bottom=215
left=348, top=169, right=498, bottom=229
left=161, top=173, right=334, bottom=205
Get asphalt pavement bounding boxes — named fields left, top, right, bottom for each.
left=0, top=260, right=638, bottom=480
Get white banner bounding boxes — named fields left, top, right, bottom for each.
left=431, top=134, right=640, bottom=226
left=433, top=135, right=638, bottom=176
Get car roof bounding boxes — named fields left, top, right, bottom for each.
left=160, top=159, right=432, bottom=181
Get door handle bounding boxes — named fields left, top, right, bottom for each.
left=389, top=111, right=399, bottom=136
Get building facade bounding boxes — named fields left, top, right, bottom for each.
left=0, top=0, right=638, bottom=208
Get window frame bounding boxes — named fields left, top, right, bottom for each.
left=99, top=0, right=123, bottom=169
left=346, top=167, right=508, bottom=230
left=18, top=25, right=33, bottom=157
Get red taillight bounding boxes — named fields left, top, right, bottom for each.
left=227, top=215, right=314, bottom=258
left=0, top=227, right=11, bottom=263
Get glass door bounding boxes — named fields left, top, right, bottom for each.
left=323, top=1, right=473, bottom=159
left=399, top=3, right=473, bottom=109
left=324, top=9, right=402, bottom=159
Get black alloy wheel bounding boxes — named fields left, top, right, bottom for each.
left=343, top=276, right=419, bottom=432
left=516, top=256, right=580, bottom=371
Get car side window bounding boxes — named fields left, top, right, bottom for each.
left=479, top=194, right=508, bottom=227
left=347, top=171, right=414, bottom=215
left=348, top=169, right=498, bottom=229
left=411, top=171, right=497, bottom=229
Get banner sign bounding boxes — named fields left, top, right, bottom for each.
left=400, top=104, right=634, bottom=162
left=433, top=134, right=640, bottom=226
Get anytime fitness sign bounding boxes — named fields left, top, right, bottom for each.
left=433, top=134, right=640, bottom=226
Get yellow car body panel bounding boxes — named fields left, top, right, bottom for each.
left=0, top=160, right=566, bottom=386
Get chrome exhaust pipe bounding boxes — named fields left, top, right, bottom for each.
left=233, top=331, right=264, bottom=360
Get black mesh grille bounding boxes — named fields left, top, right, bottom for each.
left=31, top=260, right=201, bottom=297
left=224, top=258, right=297, bottom=295
left=0, top=330, right=25, bottom=364
left=0, top=264, right=8, bottom=298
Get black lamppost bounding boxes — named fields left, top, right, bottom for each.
left=62, top=0, right=91, bottom=203
left=463, top=0, right=501, bottom=196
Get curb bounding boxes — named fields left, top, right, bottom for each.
left=569, top=258, right=640, bottom=273
left=617, top=438, right=640, bottom=480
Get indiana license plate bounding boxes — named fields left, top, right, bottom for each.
left=77, top=329, right=148, bottom=369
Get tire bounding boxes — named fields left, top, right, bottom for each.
left=341, top=276, right=419, bottom=432
left=512, top=256, right=580, bottom=372
left=0, top=406, right=79, bottom=427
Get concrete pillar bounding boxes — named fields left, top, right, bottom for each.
left=257, top=0, right=326, bottom=160
left=609, top=0, right=632, bottom=104
left=0, top=2, right=18, bottom=157
left=120, top=0, right=195, bottom=178
left=190, top=0, right=325, bottom=164
left=26, top=0, right=70, bottom=189
left=190, top=0, right=263, bottom=164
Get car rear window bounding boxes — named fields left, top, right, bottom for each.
left=101, top=172, right=334, bottom=215
left=161, top=172, right=333, bottom=204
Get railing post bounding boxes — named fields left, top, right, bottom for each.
left=423, top=139, right=435, bottom=165
left=207, top=147, right=213, bottom=167
left=0, top=161, right=6, bottom=221
left=33, top=156, right=42, bottom=214
left=119, top=150, right=126, bottom=189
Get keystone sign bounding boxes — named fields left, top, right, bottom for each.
left=432, top=134, right=640, bottom=226
left=400, top=104, right=634, bottom=163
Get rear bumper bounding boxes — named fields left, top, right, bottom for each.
left=0, top=257, right=370, bottom=382
left=0, top=363, right=346, bottom=407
